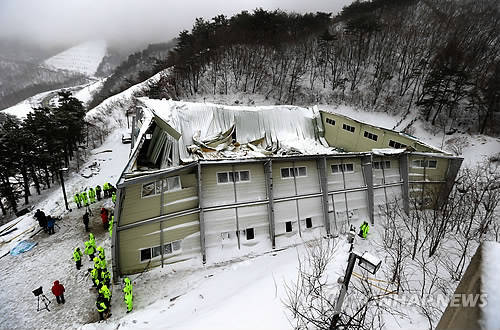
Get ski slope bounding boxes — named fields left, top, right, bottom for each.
left=44, top=40, right=107, bottom=76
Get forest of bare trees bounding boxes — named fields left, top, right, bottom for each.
left=148, top=0, right=500, bottom=134
left=285, top=161, right=500, bottom=329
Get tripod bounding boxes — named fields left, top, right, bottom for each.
left=37, top=294, right=51, bottom=312
left=32, top=286, right=51, bottom=312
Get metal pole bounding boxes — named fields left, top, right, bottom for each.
left=59, top=170, right=69, bottom=211
left=330, top=252, right=358, bottom=329
left=292, top=161, right=302, bottom=237
left=160, top=179, right=165, bottom=268
left=264, top=160, right=276, bottom=248
left=197, top=163, right=207, bottom=263
left=232, top=164, right=241, bottom=249
left=317, top=157, right=331, bottom=236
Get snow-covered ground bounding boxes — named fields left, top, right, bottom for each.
left=43, top=40, right=107, bottom=76
left=0, top=129, right=130, bottom=330
left=73, top=79, right=107, bottom=106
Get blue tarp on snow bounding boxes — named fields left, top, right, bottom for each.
left=10, top=240, right=37, bottom=256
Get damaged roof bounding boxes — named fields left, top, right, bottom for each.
left=134, top=98, right=339, bottom=168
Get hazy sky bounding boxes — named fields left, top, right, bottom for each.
left=0, top=0, right=353, bottom=49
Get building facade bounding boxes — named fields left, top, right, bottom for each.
left=111, top=100, right=462, bottom=279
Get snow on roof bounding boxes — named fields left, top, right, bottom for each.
left=480, top=241, right=500, bottom=330
left=321, top=108, right=447, bottom=154
left=372, top=148, right=406, bottom=156
left=138, top=98, right=336, bottom=162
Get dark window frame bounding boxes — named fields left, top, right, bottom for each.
left=363, top=131, right=378, bottom=141
left=246, top=228, right=255, bottom=240
left=326, top=118, right=336, bottom=126
left=342, top=123, right=355, bottom=133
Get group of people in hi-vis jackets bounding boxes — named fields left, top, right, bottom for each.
left=73, top=182, right=117, bottom=209
left=70, top=231, right=133, bottom=319
left=70, top=233, right=112, bottom=320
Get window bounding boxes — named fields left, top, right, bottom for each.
left=172, top=241, right=181, bottom=251
left=140, top=248, right=151, bottom=261
left=373, top=161, right=391, bottom=169
left=152, top=246, right=162, bottom=258
left=298, top=167, right=307, bottom=176
left=412, top=159, right=437, bottom=169
left=142, top=182, right=156, bottom=197
left=331, top=163, right=354, bottom=174
left=305, top=218, right=312, bottom=228
left=326, top=118, right=336, bottom=126
left=140, top=240, right=182, bottom=262
left=217, top=172, right=229, bottom=183
left=229, top=172, right=239, bottom=182
left=142, top=176, right=182, bottom=198
left=285, top=221, right=292, bottom=232
left=363, top=131, right=378, bottom=141
left=389, top=140, right=407, bottom=149
left=246, top=228, right=255, bottom=240
left=164, top=240, right=181, bottom=255
left=221, top=232, right=230, bottom=240
left=240, top=170, right=250, bottom=181
left=217, top=170, right=251, bottom=184
left=342, top=123, right=355, bottom=133
left=280, top=166, right=307, bottom=179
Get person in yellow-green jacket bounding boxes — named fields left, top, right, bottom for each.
left=99, top=284, right=112, bottom=302
left=90, top=267, right=99, bottom=287
left=88, top=187, right=96, bottom=203
left=73, top=247, right=83, bottom=270
left=84, top=233, right=96, bottom=260
left=74, top=193, right=82, bottom=209
left=95, top=185, right=102, bottom=201
left=97, top=246, right=105, bottom=260
left=103, top=182, right=110, bottom=198
left=111, top=191, right=116, bottom=204
left=81, top=191, right=89, bottom=207
left=96, top=296, right=109, bottom=320
left=358, top=221, right=369, bottom=239
left=108, top=215, right=113, bottom=238
left=124, top=292, right=133, bottom=313
left=123, top=277, right=133, bottom=313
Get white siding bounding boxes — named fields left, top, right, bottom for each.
left=294, top=160, right=321, bottom=195
left=346, top=191, right=369, bottom=222
left=235, top=163, right=267, bottom=203
left=204, top=209, right=237, bottom=249
left=272, top=161, right=297, bottom=198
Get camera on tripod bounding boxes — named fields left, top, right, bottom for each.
left=32, top=286, right=51, bottom=312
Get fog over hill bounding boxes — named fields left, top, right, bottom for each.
left=0, top=0, right=353, bottom=52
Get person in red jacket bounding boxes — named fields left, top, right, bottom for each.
left=100, top=208, right=109, bottom=230
left=51, top=280, right=65, bottom=304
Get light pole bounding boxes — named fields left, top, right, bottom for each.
left=330, top=250, right=382, bottom=329
left=59, top=168, right=70, bottom=211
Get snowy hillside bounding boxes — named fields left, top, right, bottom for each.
left=0, top=78, right=105, bottom=118
left=44, top=40, right=107, bottom=76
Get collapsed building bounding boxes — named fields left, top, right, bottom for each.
left=111, top=99, right=463, bottom=278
